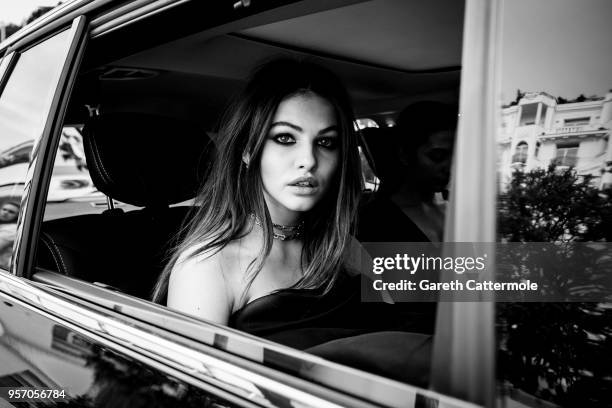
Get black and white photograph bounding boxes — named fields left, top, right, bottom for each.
left=0, top=0, right=611, bottom=407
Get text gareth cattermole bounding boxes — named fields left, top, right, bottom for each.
left=372, top=254, right=488, bottom=275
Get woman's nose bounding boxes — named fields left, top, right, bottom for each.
left=295, top=144, right=317, bottom=170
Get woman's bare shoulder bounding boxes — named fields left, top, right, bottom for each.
left=174, top=240, right=248, bottom=274
left=167, top=245, right=234, bottom=324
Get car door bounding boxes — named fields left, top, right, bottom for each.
left=0, top=3, right=398, bottom=408
left=0, top=12, right=254, bottom=408
left=12, top=1, right=604, bottom=407
left=0, top=288, right=253, bottom=407
left=1, top=0, right=491, bottom=406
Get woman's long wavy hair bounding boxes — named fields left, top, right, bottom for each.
left=152, top=59, right=363, bottom=305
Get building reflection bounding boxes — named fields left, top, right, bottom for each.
left=498, top=91, right=612, bottom=190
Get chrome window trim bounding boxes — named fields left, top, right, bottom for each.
left=431, top=0, right=501, bottom=406
left=0, top=51, right=18, bottom=92
left=0, top=271, right=393, bottom=408
left=0, top=0, right=79, bottom=51
left=34, top=270, right=276, bottom=362
left=0, top=0, right=113, bottom=53
left=90, top=0, right=191, bottom=38
left=30, top=270, right=482, bottom=408
left=0, top=50, right=19, bottom=275
left=0, top=285, right=260, bottom=408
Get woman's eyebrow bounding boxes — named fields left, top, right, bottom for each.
left=270, top=122, right=338, bottom=135
left=270, top=121, right=302, bottom=131
left=318, top=125, right=338, bottom=135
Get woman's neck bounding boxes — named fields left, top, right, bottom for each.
left=249, top=213, right=305, bottom=243
left=267, top=209, right=302, bottom=227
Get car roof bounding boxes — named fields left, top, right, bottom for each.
left=2, top=0, right=463, bottom=73
left=54, top=0, right=463, bottom=125
left=2, top=0, right=464, bottom=126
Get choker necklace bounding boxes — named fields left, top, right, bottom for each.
left=250, top=213, right=304, bottom=241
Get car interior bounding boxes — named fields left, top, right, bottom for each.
left=33, top=0, right=465, bottom=386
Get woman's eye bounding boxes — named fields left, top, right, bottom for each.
left=317, top=137, right=337, bottom=149
left=273, top=134, right=295, bottom=144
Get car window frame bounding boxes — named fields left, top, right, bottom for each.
left=2, top=0, right=503, bottom=406
left=0, top=3, right=449, bottom=407
left=430, top=0, right=501, bottom=406
left=1, top=272, right=333, bottom=408
left=8, top=16, right=89, bottom=279
left=26, top=270, right=483, bottom=408
left=30, top=2, right=460, bottom=405
left=0, top=52, right=18, bottom=92
left=31, top=269, right=463, bottom=408
left=0, top=0, right=117, bottom=55
left=0, top=21, right=87, bottom=277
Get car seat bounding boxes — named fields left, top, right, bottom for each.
left=359, top=126, right=401, bottom=195
left=36, top=112, right=213, bottom=299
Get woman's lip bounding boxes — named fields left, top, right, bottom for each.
left=288, top=185, right=319, bottom=195
left=288, top=176, right=318, bottom=186
left=289, top=182, right=315, bottom=187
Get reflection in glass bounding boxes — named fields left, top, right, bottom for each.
left=0, top=298, right=239, bottom=407
left=0, top=29, right=72, bottom=271
left=496, top=0, right=612, bottom=406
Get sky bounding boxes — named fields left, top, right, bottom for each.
left=500, top=0, right=612, bottom=103
left=0, top=0, right=62, bottom=25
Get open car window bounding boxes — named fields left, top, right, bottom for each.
left=3, top=0, right=610, bottom=406
left=18, top=0, right=489, bottom=406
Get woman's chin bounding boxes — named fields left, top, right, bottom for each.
left=279, top=197, right=319, bottom=213
left=264, top=190, right=326, bottom=219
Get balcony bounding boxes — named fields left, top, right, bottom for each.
left=539, top=125, right=608, bottom=142
left=555, top=126, right=586, bottom=134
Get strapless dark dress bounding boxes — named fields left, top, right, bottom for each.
left=229, top=273, right=434, bottom=347
left=229, top=272, right=435, bottom=386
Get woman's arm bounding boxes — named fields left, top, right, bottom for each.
left=167, top=252, right=233, bottom=325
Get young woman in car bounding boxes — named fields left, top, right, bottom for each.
left=151, top=59, right=364, bottom=333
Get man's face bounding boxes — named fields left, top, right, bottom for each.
left=410, top=130, right=455, bottom=193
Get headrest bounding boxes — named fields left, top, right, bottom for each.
left=360, top=127, right=401, bottom=187
left=83, top=112, right=212, bottom=207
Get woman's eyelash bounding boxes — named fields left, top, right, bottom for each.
left=269, top=133, right=338, bottom=148
left=272, top=133, right=295, bottom=144
left=317, top=137, right=338, bottom=149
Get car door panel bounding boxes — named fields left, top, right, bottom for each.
left=0, top=290, right=249, bottom=407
